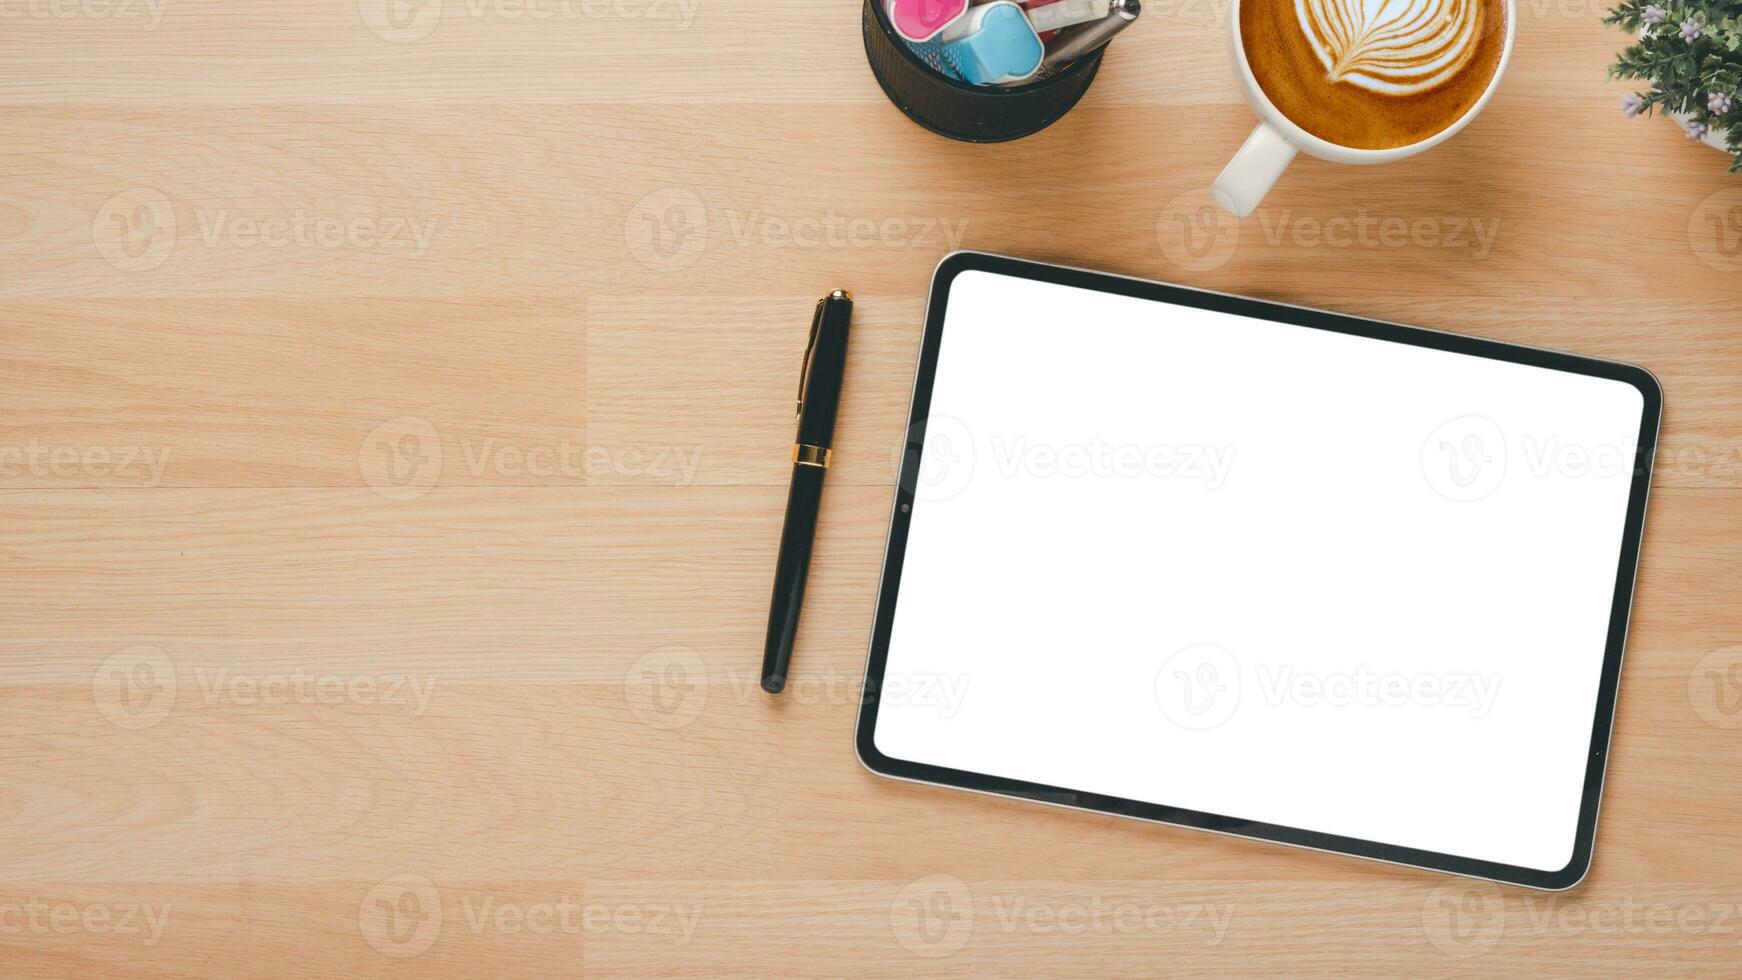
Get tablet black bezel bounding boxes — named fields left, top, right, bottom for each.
left=854, top=251, right=1662, bottom=891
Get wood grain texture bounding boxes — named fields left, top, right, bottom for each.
left=2, top=1, right=1740, bottom=976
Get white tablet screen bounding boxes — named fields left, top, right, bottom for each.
left=873, top=269, right=1648, bottom=874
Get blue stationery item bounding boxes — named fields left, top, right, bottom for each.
left=904, top=37, right=968, bottom=80
left=937, top=1, right=1044, bottom=85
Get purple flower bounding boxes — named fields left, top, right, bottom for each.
left=1679, top=17, right=1702, bottom=41
left=1710, top=91, right=1734, bottom=115
left=1622, top=93, right=1647, bottom=116
left=1686, top=120, right=1710, bottom=141
left=1640, top=3, right=1666, bottom=23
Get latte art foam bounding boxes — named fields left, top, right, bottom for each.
left=1293, top=0, right=1483, bottom=95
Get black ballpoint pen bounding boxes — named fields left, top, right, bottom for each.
left=762, top=289, right=853, bottom=695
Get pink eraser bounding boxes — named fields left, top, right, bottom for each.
left=887, top=0, right=971, bottom=42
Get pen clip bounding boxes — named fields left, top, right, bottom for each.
left=795, top=296, right=825, bottom=419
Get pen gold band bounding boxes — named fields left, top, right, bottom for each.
left=793, top=444, right=831, bottom=468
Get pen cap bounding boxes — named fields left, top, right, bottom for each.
left=796, top=293, right=853, bottom=449
left=863, top=0, right=1104, bottom=143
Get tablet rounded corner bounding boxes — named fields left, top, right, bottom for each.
left=930, top=250, right=991, bottom=295
left=853, top=717, right=903, bottom=781
left=1534, top=844, right=1595, bottom=892
left=1615, top=360, right=1665, bottom=430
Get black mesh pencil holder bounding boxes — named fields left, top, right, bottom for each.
left=863, top=0, right=1105, bottom=143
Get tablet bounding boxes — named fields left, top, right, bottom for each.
left=856, top=252, right=1660, bottom=890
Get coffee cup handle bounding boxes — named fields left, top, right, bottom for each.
left=1211, top=123, right=1298, bottom=218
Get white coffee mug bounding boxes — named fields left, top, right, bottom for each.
left=1210, top=0, right=1516, bottom=218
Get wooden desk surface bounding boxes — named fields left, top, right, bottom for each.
left=3, top=1, right=1739, bottom=975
